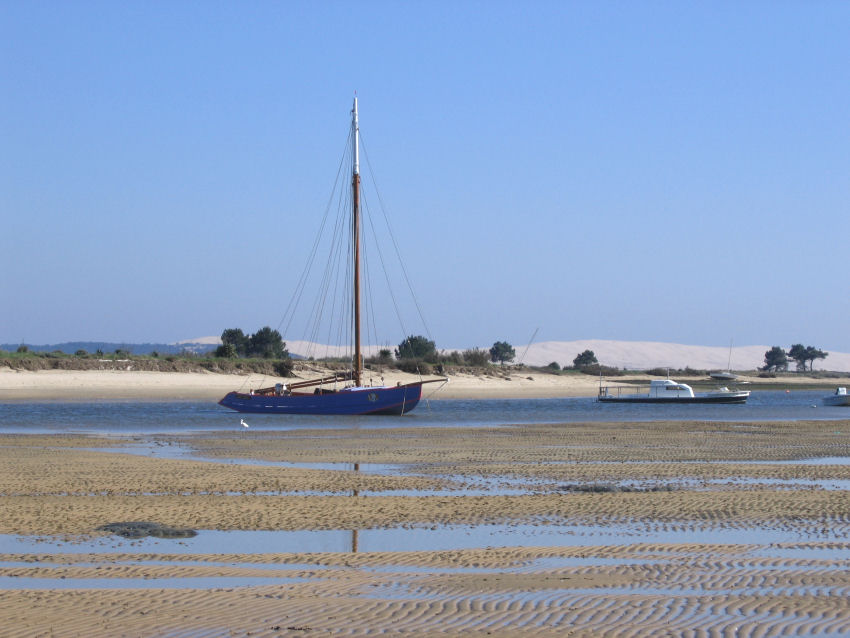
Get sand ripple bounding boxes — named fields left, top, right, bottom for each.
left=3, top=419, right=850, bottom=636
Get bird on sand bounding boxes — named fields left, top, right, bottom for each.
left=240, top=419, right=250, bottom=428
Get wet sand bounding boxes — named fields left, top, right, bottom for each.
left=2, top=420, right=850, bottom=636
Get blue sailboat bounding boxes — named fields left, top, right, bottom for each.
left=219, top=99, right=443, bottom=415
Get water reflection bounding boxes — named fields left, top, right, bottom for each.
left=4, top=520, right=850, bottom=555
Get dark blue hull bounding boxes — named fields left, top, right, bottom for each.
left=218, top=383, right=424, bottom=415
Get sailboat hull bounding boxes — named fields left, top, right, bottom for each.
left=218, top=383, right=424, bottom=415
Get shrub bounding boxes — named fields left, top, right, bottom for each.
left=215, top=343, right=238, bottom=359
left=573, top=349, right=598, bottom=367
left=397, top=359, right=432, bottom=375
left=680, top=367, right=706, bottom=377
left=546, top=361, right=560, bottom=371
left=461, top=348, right=490, bottom=367
left=439, top=350, right=464, bottom=366
left=646, top=367, right=705, bottom=377
left=577, top=364, right=623, bottom=377
left=273, top=359, right=294, bottom=377
left=367, top=349, right=394, bottom=365
left=396, top=335, right=437, bottom=361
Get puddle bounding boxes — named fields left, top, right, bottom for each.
left=0, top=575, right=311, bottom=590
left=760, top=544, right=850, bottom=560
left=88, top=442, right=403, bottom=474
left=707, top=477, right=850, bottom=491
left=361, top=555, right=654, bottom=574
left=369, top=581, right=850, bottom=602
left=3, top=520, right=850, bottom=556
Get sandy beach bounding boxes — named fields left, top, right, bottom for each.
left=3, top=365, right=849, bottom=401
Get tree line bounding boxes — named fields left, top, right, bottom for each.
left=213, top=331, right=527, bottom=368
left=216, top=328, right=289, bottom=359
left=763, top=344, right=828, bottom=372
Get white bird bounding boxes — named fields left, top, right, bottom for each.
left=240, top=419, right=250, bottom=428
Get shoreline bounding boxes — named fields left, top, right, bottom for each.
left=3, top=367, right=850, bottom=401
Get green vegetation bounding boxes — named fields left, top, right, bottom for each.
left=489, top=341, right=516, bottom=364
left=395, top=335, right=437, bottom=362
left=0, top=346, right=294, bottom=377
left=573, top=349, right=598, bottom=368
left=217, top=327, right=289, bottom=360
left=762, top=346, right=788, bottom=372
left=645, top=367, right=706, bottom=377
left=787, top=344, right=828, bottom=372
left=762, top=344, right=828, bottom=372
left=460, top=348, right=490, bottom=366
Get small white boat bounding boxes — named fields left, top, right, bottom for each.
left=709, top=371, right=739, bottom=381
left=710, top=339, right=739, bottom=380
left=823, top=387, right=850, bottom=407
left=598, top=378, right=750, bottom=404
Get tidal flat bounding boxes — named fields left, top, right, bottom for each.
left=2, top=418, right=850, bottom=636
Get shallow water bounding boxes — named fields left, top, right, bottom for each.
left=0, top=575, right=311, bottom=590
left=1, top=391, right=846, bottom=434
left=4, top=519, right=849, bottom=555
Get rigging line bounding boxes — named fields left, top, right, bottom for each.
left=336, top=194, right=354, bottom=367
left=355, top=193, right=377, bottom=363
left=319, top=181, right=351, bottom=360
left=362, top=190, right=413, bottom=359
left=360, top=133, right=435, bottom=343
left=321, top=214, right=347, bottom=361
left=303, top=202, right=338, bottom=356
left=360, top=214, right=380, bottom=364
left=302, top=167, right=348, bottom=360
left=365, top=234, right=380, bottom=361
left=309, top=186, right=349, bottom=360
left=518, top=327, right=539, bottom=366
left=278, top=129, right=352, bottom=342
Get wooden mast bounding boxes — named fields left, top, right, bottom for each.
left=352, top=97, right=362, bottom=387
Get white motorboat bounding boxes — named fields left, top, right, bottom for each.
left=823, top=387, right=850, bottom=407
left=598, top=378, right=750, bottom=404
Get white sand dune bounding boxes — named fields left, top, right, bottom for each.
left=181, top=336, right=850, bottom=372
left=518, top=339, right=850, bottom=372
left=517, top=339, right=850, bottom=371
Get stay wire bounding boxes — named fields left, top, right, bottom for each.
left=276, top=130, right=352, bottom=344
left=360, top=133, right=435, bottom=344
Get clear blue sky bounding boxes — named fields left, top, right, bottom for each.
left=2, top=1, right=849, bottom=352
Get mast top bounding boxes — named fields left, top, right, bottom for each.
left=352, top=97, right=360, bottom=177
